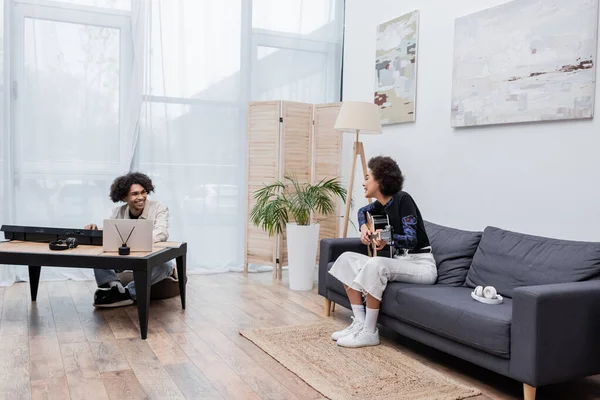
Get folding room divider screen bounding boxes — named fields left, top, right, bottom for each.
left=244, top=100, right=343, bottom=278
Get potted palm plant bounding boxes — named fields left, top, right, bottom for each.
left=250, top=175, right=347, bottom=290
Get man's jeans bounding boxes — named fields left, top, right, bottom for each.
left=94, top=260, right=175, bottom=300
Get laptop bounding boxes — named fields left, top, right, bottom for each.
left=102, top=219, right=154, bottom=252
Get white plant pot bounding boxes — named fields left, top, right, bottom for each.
left=286, top=223, right=320, bottom=291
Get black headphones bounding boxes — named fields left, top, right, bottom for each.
left=49, top=237, right=78, bottom=251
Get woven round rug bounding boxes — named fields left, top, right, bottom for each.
left=240, top=321, right=482, bottom=400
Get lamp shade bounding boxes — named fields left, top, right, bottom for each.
left=334, top=101, right=382, bottom=135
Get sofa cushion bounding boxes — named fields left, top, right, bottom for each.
left=381, top=286, right=512, bottom=358
left=424, top=221, right=482, bottom=286
left=466, top=226, right=600, bottom=298
left=381, top=281, right=427, bottom=304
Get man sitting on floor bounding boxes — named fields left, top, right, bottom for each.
left=85, top=172, right=175, bottom=308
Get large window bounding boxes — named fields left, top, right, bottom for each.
left=0, top=0, right=345, bottom=283
left=139, top=0, right=343, bottom=272
left=11, top=1, right=132, bottom=229
left=251, top=0, right=342, bottom=103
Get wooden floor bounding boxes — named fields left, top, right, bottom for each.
left=0, top=272, right=598, bottom=400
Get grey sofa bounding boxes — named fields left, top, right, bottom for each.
left=318, top=221, right=600, bottom=400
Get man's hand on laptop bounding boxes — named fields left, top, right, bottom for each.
left=84, top=224, right=98, bottom=230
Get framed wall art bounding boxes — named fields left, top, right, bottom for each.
left=374, top=10, right=419, bottom=125
left=451, top=0, right=599, bottom=127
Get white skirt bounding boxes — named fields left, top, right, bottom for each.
left=328, top=250, right=437, bottom=301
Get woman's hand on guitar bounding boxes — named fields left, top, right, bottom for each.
left=374, top=229, right=386, bottom=250
left=360, top=225, right=371, bottom=246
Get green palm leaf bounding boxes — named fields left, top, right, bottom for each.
left=249, top=175, right=347, bottom=236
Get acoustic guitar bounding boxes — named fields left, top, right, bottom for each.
left=366, top=212, right=394, bottom=257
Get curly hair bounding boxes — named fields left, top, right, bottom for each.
left=368, top=156, right=404, bottom=196
left=109, top=172, right=155, bottom=203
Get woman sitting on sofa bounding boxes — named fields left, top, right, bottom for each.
left=329, top=156, right=437, bottom=348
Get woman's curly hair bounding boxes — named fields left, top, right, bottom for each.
left=109, top=172, right=155, bottom=203
left=368, top=156, right=404, bottom=196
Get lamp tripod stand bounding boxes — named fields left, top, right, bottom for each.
left=342, top=130, right=372, bottom=238
left=333, top=101, right=382, bottom=238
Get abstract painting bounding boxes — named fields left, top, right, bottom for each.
left=374, top=10, right=419, bottom=125
left=451, top=0, right=599, bottom=127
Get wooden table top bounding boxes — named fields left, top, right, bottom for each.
left=0, top=240, right=184, bottom=258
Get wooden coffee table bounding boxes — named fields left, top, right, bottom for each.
left=0, top=240, right=187, bottom=339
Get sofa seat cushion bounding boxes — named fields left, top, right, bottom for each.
left=466, top=226, right=600, bottom=298
left=381, top=281, right=426, bottom=303
left=381, top=286, right=512, bottom=358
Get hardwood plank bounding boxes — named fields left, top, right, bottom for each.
left=28, top=283, right=57, bottom=337
left=65, top=280, right=95, bottom=314
left=89, top=340, right=131, bottom=373
left=117, top=338, right=161, bottom=364
left=3, top=275, right=600, bottom=400
left=185, top=285, right=259, bottom=328
left=117, top=338, right=185, bottom=399
left=292, top=286, right=325, bottom=306
left=228, top=297, right=285, bottom=327
left=66, top=280, right=116, bottom=342
left=165, top=362, right=224, bottom=399
left=165, top=298, right=237, bottom=328
left=218, top=325, right=323, bottom=400
left=259, top=281, right=324, bottom=316
left=31, top=376, right=70, bottom=400
left=171, top=331, right=261, bottom=400
left=120, top=308, right=187, bottom=366
left=254, top=297, right=322, bottom=325
left=30, top=335, right=66, bottom=381
left=60, top=341, right=110, bottom=400
left=47, top=282, right=86, bottom=343
left=0, top=334, right=31, bottom=399
left=146, top=329, right=188, bottom=365
left=0, top=283, right=28, bottom=337
left=78, top=313, right=118, bottom=342
left=101, top=370, right=149, bottom=400
left=0, top=286, right=4, bottom=336
left=187, top=323, right=299, bottom=399
left=102, top=308, right=140, bottom=339
left=146, top=302, right=190, bottom=333
left=1, top=282, right=28, bottom=320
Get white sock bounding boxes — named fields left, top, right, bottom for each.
left=109, top=281, right=126, bottom=293
left=364, top=307, right=379, bottom=333
left=351, top=304, right=365, bottom=323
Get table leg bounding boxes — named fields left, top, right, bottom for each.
left=29, top=266, right=41, bottom=302
left=133, top=269, right=151, bottom=340
left=176, top=255, right=186, bottom=310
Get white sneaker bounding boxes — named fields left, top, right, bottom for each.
left=336, top=327, right=380, bottom=348
left=331, top=317, right=364, bottom=341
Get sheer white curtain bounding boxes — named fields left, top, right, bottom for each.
left=0, top=0, right=136, bottom=285
left=0, top=0, right=8, bottom=280
left=0, top=0, right=344, bottom=285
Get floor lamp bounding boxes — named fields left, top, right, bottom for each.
left=334, top=102, right=383, bottom=238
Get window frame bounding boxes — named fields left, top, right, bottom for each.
left=10, top=0, right=132, bottom=177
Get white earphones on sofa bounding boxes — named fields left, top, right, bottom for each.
left=472, top=285, right=502, bottom=304
left=483, top=286, right=497, bottom=299
left=474, top=285, right=484, bottom=297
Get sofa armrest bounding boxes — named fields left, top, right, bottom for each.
left=510, top=280, right=600, bottom=387
left=318, top=238, right=367, bottom=297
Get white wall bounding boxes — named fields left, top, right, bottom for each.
left=341, top=0, right=600, bottom=241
